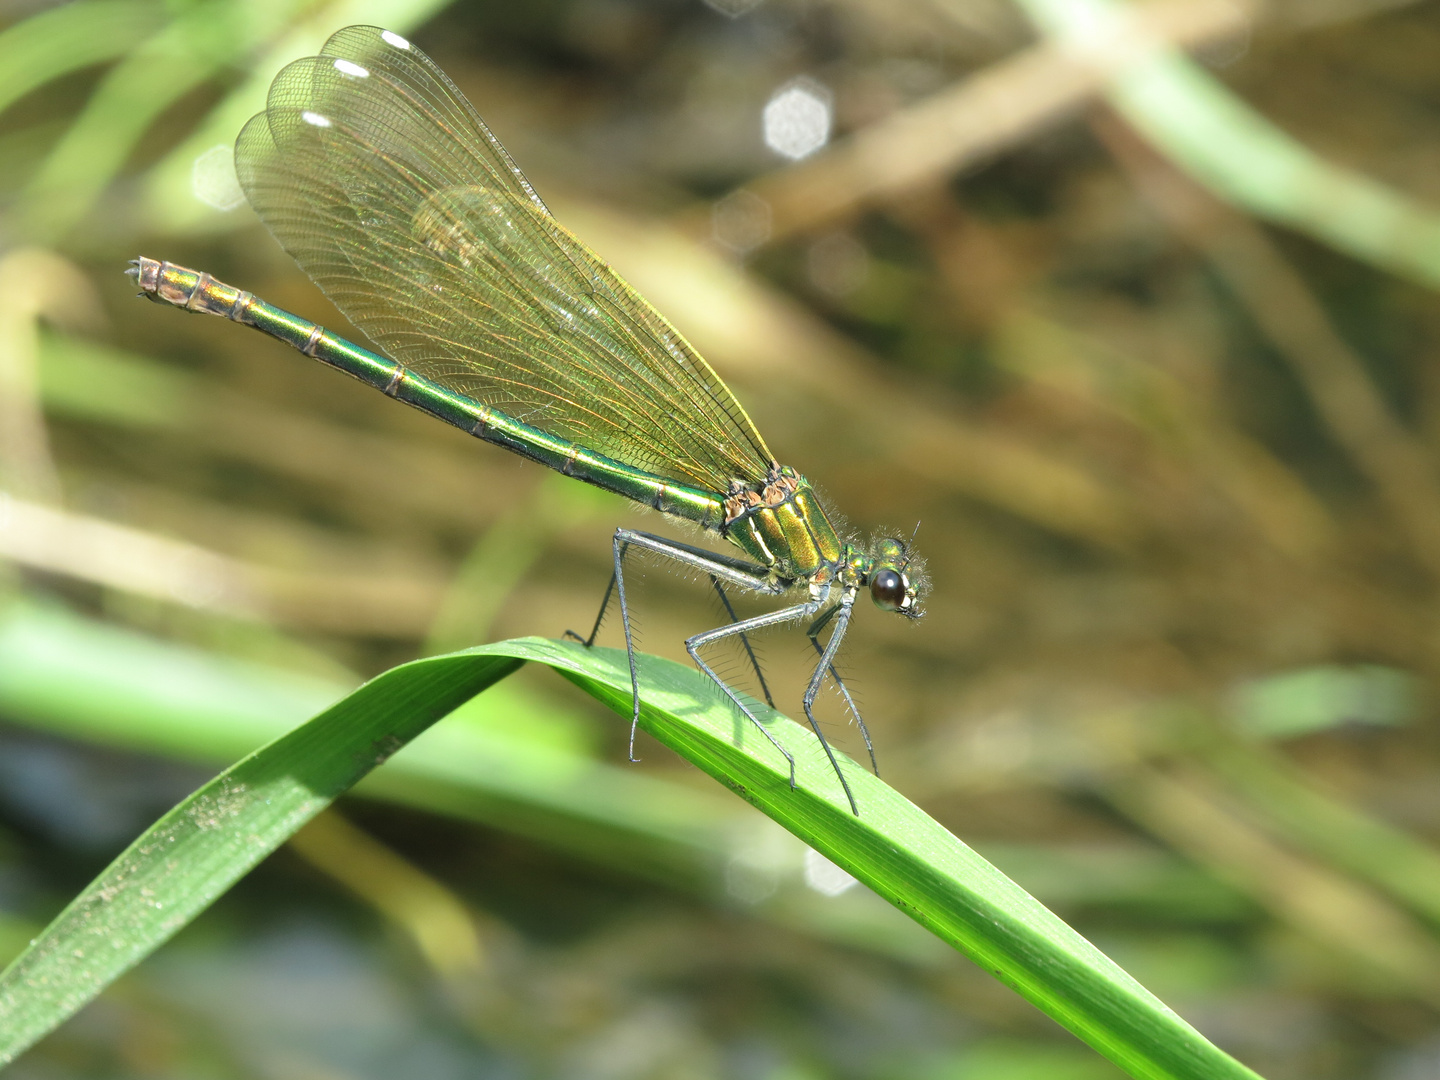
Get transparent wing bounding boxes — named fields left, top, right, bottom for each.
left=234, top=24, right=775, bottom=493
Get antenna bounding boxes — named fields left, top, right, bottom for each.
left=901, top=520, right=921, bottom=569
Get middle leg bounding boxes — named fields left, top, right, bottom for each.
left=685, top=601, right=822, bottom=788
left=711, top=577, right=776, bottom=709
left=802, top=594, right=861, bottom=816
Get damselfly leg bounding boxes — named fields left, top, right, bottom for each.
left=711, top=579, right=776, bottom=709
left=569, top=528, right=812, bottom=789
left=806, top=604, right=878, bottom=776
left=566, top=563, right=775, bottom=710
left=568, top=527, right=870, bottom=814
left=801, top=596, right=860, bottom=815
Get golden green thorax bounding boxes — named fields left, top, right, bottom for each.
left=721, top=465, right=921, bottom=615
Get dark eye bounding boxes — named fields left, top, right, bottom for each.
left=870, top=568, right=906, bottom=612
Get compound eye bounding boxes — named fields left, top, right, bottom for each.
left=870, top=568, right=907, bottom=612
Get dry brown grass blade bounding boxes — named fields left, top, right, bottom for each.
left=1106, top=761, right=1440, bottom=1008
left=290, top=809, right=487, bottom=981
left=0, top=249, right=100, bottom=502
left=1097, top=111, right=1440, bottom=584
left=672, top=0, right=1253, bottom=246
left=0, top=494, right=448, bottom=635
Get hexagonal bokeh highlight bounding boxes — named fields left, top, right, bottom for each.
left=762, top=77, right=832, bottom=161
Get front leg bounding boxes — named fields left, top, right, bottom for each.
left=806, top=604, right=878, bottom=777
left=685, top=601, right=823, bottom=789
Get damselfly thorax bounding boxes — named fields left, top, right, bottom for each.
left=723, top=464, right=917, bottom=611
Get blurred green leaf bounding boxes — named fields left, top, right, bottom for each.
left=36, top=330, right=192, bottom=428
left=973, top=842, right=1251, bottom=922
left=1204, top=739, right=1440, bottom=930
left=1230, top=664, right=1417, bottom=738
left=0, top=1, right=163, bottom=118
left=923, top=1039, right=1129, bottom=1080
left=17, top=0, right=267, bottom=242
left=1019, top=0, right=1440, bottom=290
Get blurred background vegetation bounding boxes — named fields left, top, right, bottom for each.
left=5, top=0, right=1440, bottom=1076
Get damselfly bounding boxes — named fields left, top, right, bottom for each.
left=129, top=25, right=925, bottom=813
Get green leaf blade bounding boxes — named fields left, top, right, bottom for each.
left=539, top=640, right=1258, bottom=1080
left=0, top=649, right=521, bottom=1067
left=0, top=637, right=1262, bottom=1080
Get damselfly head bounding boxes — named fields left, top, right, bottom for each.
left=867, top=535, right=924, bottom=618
